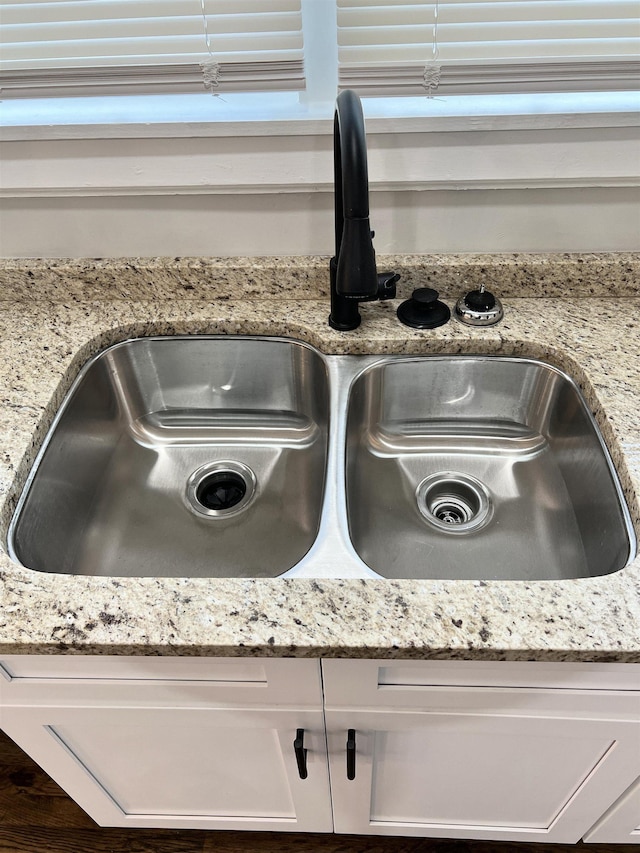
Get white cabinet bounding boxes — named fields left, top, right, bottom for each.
left=583, top=774, right=640, bottom=844
left=323, top=659, right=640, bottom=844
left=0, top=656, right=332, bottom=832
left=1, top=655, right=639, bottom=842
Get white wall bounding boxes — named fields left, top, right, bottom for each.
left=1, top=115, right=638, bottom=258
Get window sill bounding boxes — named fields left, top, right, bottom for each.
left=1, top=91, right=639, bottom=141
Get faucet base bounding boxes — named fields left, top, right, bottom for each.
left=329, top=312, right=362, bottom=332
left=329, top=256, right=362, bottom=331
left=328, top=262, right=400, bottom=331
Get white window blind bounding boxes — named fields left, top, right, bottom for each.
left=0, top=0, right=638, bottom=101
left=338, top=0, right=640, bottom=96
left=0, top=0, right=305, bottom=97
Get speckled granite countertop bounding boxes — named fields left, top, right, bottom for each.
left=0, top=254, right=639, bottom=661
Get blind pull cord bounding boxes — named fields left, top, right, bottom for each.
left=423, top=0, right=441, bottom=97
left=199, top=0, right=222, bottom=95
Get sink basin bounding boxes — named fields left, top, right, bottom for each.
left=8, top=344, right=634, bottom=582
left=10, top=337, right=329, bottom=578
left=345, top=356, right=635, bottom=581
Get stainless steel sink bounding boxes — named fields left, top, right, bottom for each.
left=9, top=337, right=329, bottom=578
left=345, top=356, right=635, bottom=581
left=8, top=343, right=635, bottom=581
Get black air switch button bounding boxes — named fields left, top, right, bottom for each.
left=397, top=287, right=451, bottom=329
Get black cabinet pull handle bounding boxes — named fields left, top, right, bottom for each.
left=346, top=728, right=356, bottom=780
left=294, top=728, right=308, bottom=780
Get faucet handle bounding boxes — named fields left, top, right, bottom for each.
left=376, top=271, right=400, bottom=300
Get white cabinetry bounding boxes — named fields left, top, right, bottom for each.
left=1, top=656, right=639, bottom=842
left=323, top=660, right=640, bottom=844
left=0, top=656, right=332, bottom=832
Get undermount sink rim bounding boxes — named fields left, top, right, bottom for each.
left=6, top=337, right=637, bottom=582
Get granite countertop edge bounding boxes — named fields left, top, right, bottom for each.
left=0, top=253, right=639, bottom=662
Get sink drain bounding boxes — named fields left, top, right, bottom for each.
left=186, top=461, right=256, bottom=518
left=416, top=473, right=491, bottom=534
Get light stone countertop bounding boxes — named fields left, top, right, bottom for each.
left=0, top=254, right=639, bottom=661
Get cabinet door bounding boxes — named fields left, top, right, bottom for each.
left=583, top=775, right=640, bottom=844
left=323, top=659, right=640, bottom=844
left=0, top=656, right=332, bottom=832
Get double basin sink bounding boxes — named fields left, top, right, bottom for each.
left=9, top=337, right=636, bottom=582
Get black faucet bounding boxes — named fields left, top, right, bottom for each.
left=329, top=90, right=398, bottom=330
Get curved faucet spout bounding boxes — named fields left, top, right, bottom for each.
left=334, top=91, right=372, bottom=251
left=329, top=90, right=398, bottom=331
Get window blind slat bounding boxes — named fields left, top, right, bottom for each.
left=2, top=34, right=303, bottom=64
left=339, top=0, right=638, bottom=25
left=0, top=0, right=300, bottom=25
left=339, top=0, right=636, bottom=9
left=339, top=21, right=636, bottom=49
left=2, top=14, right=303, bottom=44
left=341, top=60, right=640, bottom=96
left=0, top=61, right=305, bottom=98
left=340, top=39, right=639, bottom=64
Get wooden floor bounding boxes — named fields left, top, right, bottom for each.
left=0, top=731, right=624, bottom=853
